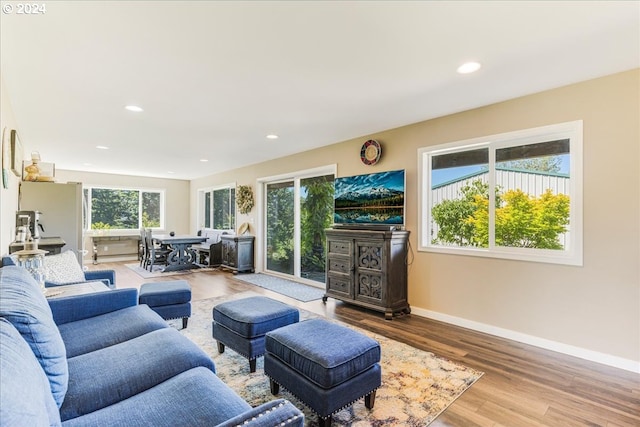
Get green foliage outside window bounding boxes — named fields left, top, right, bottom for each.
left=266, top=184, right=294, bottom=273
left=432, top=179, right=570, bottom=249
left=301, top=176, right=334, bottom=275
left=88, top=188, right=162, bottom=230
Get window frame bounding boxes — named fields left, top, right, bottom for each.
left=84, top=185, right=166, bottom=232
left=418, top=120, right=583, bottom=266
left=197, top=183, right=236, bottom=232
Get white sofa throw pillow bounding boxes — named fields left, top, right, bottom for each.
left=43, top=251, right=85, bottom=284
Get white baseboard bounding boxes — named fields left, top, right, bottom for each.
left=410, top=306, right=640, bottom=374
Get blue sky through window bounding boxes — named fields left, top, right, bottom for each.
left=431, top=154, right=569, bottom=187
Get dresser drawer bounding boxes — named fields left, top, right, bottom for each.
left=328, top=239, right=352, bottom=256
left=328, top=256, right=351, bottom=274
left=326, top=274, right=353, bottom=299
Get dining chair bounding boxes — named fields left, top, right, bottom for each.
left=139, top=228, right=147, bottom=267
left=145, top=229, right=171, bottom=271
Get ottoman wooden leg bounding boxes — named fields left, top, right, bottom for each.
left=249, top=359, right=257, bottom=373
left=319, top=416, right=332, bottom=427
left=365, top=389, right=377, bottom=409
left=269, top=379, right=280, bottom=395
left=217, top=342, right=225, bottom=354
left=182, top=317, right=188, bottom=329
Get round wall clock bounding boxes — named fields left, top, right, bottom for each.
left=360, top=139, right=382, bottom=165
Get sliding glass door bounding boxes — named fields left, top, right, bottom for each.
left=300, top=175, right=334, bottom=282
left=266, top=181, right=295, bottom=275
left=264, top=169, right=334, bottom=284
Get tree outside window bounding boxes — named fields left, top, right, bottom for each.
left=85, top=188, right=164, bottom=230
left=201, top=187, right=235, bottom=230
left=420, top=121, right=582, bottom=265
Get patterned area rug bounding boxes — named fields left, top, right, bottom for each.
left=171, top=292, right=483, bottom=426
left=233, top=273, right=326, bottom=302
left=124, top=263, right=216, bottom=279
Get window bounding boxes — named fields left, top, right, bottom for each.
left=84, top=187, right=164, bottom=231
left=260, top=165, right=336, bottom=284
left=199, top=185, right=236, bottom=230
left=419, top=121, right=583, bottom=265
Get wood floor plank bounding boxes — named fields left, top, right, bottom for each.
left=91, top=263, right=640, bottom=426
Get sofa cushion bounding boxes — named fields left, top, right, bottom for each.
left=201, top=228, right=224, bottom=244
left=44, top=251, right=85, bottom=284
left=61, top=328, right=216, bottom=421
left=62, top=367, right=250, bottom=427
left=0, top=266, right=68, bottom=407
left=0, top=318, right=62, bottom=426
left=58, top=304, right=169, bottom=358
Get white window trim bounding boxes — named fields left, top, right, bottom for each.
left=256, top=164, right=337, bottom=276
left=84, top=185, right=166, bottom=234
left=418, top=120, right=583, bottom=266
left=196, top=182, right=236, bottom=232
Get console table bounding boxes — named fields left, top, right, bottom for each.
left=92, top=235, right=141, bottom=264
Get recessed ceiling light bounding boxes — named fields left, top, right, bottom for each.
left=83, top=163, right=92, bottom=166
left=266, top=134, right=279, bottom=140
left=200, top=159, right=208, bottom=162
left=167, top=171, right=175, bottom=174
left=125, top=105, right=144, bottom=112
left=457, top=62, right=482, bottom=74
left=96, top=145, right=109, bottom=150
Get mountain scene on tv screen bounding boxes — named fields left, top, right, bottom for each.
left=334, top=170, right=405, bottom=224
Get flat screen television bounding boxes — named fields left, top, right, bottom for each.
left=333, top=169, right=405, bottom=228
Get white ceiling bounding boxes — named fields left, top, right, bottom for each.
left=1, top=1, right=638, bottom=180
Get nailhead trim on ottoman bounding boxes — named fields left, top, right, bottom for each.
left=212, top=296, right=299, bottom=373
left=139, top=280, right=191, bottom=329
left=264, top=318, right=381, bottom=427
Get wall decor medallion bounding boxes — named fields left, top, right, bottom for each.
left=360, top=139, right=382, bottom=165
left=236, top=185, right=254, bottom=214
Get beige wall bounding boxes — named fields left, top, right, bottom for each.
left=3, top=68, right=638, bottom=369
left=0, top=75, right=22, bottom=254
left=191, top=69, right=640, bottom=370
left=55, top=169, right=190, bottom=263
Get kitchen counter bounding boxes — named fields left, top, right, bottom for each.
left=9, top=237, right=66, bottom=255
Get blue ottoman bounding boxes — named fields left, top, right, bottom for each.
left=139, top=280, right=191, bottom=329
left=264, top=319, right=381, bottom=427
left=212, top=296, right=299, bottom=373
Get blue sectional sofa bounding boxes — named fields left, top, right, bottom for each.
left=0, top=265, right=304, bottom=426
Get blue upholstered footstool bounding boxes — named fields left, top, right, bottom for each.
left=264, top=318, right=381, bottom=427
left=139, top=280, right=192, bottom=329
left=212, top=296, right=299, bottom=373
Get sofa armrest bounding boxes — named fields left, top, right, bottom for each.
left=1, top=256, right=16, bottom=266
left=48, top=288, right=138, bottom=325
left=215, top=399, right=304, bottom=427
left=84, top=269, right=116, bottom=288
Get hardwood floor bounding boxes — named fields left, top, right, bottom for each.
left=94, top=261, right=640, bottom=427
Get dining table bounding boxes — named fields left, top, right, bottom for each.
left=152, top=234, right=207, bottom=272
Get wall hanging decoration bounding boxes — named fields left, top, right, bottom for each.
left=10, top=129, right=23, bottom=176
left=360, top=139, right=382, bottom=165
left=1, top=127, right=9, bottom=189
left=22, top=151, right=56, bottom=182
left=238, top=222, right=250, bottom=235
left=236, top=185, right=255, bottom=214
